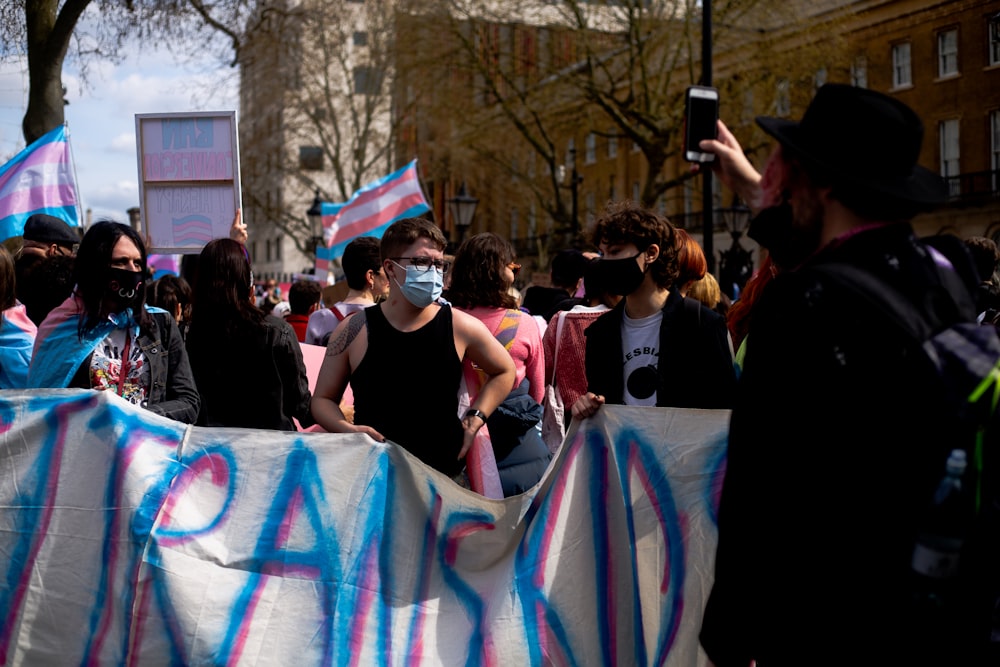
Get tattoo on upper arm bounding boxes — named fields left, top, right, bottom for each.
left=326, top=313, right=366, bottom=357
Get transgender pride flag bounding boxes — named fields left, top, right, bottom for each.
left=0, top=124, right=81, bottom=242
left=321, top=159, right=430, bottom=261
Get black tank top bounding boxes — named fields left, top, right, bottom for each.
left=352, top=304, right=464, bottom=476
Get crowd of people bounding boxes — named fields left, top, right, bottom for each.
left=1, top=83, right=998, bottom=663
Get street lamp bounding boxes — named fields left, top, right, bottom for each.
left=306, top=188, right=323, bottom=255
left=701, top=0, right=715, bottom=273
left=447, top=181, right=478, bottom=246
left=557, top=148, right=584, bottom=236
left=717, top=204, right=753, bottom=300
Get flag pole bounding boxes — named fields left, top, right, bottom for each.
left=64, top=122, right=85, bottom=232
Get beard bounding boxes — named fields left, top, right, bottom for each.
left=747, top=192, right=824, bottom=271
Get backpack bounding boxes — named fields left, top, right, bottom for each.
left=813, top=257, right=1000, bottom=661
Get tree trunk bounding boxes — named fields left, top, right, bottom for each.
left=22, top=0, right=91, bottom=143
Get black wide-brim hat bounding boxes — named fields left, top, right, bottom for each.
left=756, top=83, right=947, bottom=206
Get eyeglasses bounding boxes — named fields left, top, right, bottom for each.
left=507, top=262, right=521, bottom=276
left=391, top=256, right=451, bottom=273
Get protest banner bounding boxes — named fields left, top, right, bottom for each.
left=135, top=112, right=241, bottom=254
left=0, top=390, right=728, bottom=666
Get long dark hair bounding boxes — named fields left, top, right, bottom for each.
left=73, top=220, right=152, bottom=337
left=447, top=232, right=518, bottom=310
left=188, top=238, right=264, bottom=340
left=148, top=275, right=193, bottom=323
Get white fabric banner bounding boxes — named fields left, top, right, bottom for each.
left=0, top=389, right=729, bottom=666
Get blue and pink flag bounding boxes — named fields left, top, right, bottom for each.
left=320, top=160, right=430, bottom=263
left=0, top=124, right=81, bottom=243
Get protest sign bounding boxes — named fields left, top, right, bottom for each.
left=0, top=390, right=728, bottom=665
left=135, top=111, right=241, bottom=253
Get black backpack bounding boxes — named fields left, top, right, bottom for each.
left=814, top=256, right=1000, bottom=662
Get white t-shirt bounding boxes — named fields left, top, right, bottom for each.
left=620, top=309, right=662, bottom=406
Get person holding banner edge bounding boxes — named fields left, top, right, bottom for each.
left=311, top=217, right=516, bottom=482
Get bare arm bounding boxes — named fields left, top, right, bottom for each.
left=699, top=120, right=764, bottom=210
left=310, top=313, right=385, bottom=441
left=454, top=310, right=516, bottom=459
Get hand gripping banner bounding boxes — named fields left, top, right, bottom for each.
left=0, top=390, right=728, bottom=666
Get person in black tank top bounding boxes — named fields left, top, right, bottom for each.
left=310, top=218, right=516, bottom=482
left=352, top=304, right=464, bottom=475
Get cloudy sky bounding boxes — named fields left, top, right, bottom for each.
left=0, top=44, right=239, bottom=223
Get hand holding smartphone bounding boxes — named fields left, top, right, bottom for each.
left=684, top=85, right=719, bottom=163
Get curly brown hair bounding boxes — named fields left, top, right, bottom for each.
left=447, top=232, right=518, bottom=310
left=591, top=200, right=679, bottom=289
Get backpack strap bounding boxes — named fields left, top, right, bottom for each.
left=811, top=263, right=931, bottom=341
left=683, top=296, right=702, bottom=328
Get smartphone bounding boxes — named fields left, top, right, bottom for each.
left=684, top=85, right=720, bottom=162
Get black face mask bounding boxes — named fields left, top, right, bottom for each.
left=598, top=252, right=645, bottom=296
left=106, top=267, right=144, bottom=305
left=747, top=201, right=822, bottom=271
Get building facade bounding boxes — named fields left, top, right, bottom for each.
left=240, top=1, right=1000, bottom=286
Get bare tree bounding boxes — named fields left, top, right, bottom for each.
left=0, top=0, right=253, bottom=144
left=397, top=0, right=850, bottom=243
left=239, top=0, right=406, bottom=259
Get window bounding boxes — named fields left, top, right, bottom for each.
left=938, top=29, right=958, bottom=77
left=275, top=236, right=282, bottom=261
left=991, top=15, right=1000, bottom=66
left=607, top=132, right=618, bottom=158
left=585, top=133, right=596, bottom=164
left=742, top=88, right=755, bottom=123
left=851, top=56, right=868, bottom=88
left=528, top=202, right=537, bottom=239
left=632, top=181, right=641, bottom=202
left=814, top=67, right=827, bottom=89
left=353, top=66, right=384, bottom=95
left=353, top=31, right=368, bottom=47
left=775, top=79, right=790, bottom=117
left=565, top=138, right=576, bottom=169
left=893, top=42, right=912, bottom=87
left=299, top=146, right=323, bottom=171
left=510, top=208, right=520, bottom=240
left=991, top=111, right=1000, bottom=191
left=939, top=118, right=960, bottom=197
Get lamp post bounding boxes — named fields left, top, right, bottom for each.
left=447, top=181, right=478, bottom=246
left=701, top=0, right=715, bottom=273
left=558, top=148, right=584, bottom=236
left=306, top=189, right=323, bottom=270
left=717, top=204, right=753, bottom=300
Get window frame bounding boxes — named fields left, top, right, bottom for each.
left=937, top=28, right=959, bottom=78
left=938, top=118, right=960, bottom=197
left=892, top=42, right=913, bottom=88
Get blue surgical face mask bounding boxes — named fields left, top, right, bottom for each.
left=391, top=261, right=443, bottom=308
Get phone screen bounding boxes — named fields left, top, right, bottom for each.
left=685, top=89, right=719, bottom=162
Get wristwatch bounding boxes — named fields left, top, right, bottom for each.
left=464, top=408, right=488, bottom=423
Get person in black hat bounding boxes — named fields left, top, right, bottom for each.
left=697, top=84, right=985, bottom=665
left=20, top=213, right=79, bottom=259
